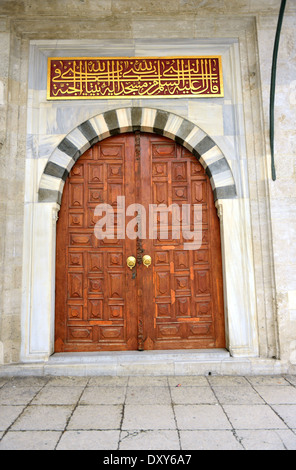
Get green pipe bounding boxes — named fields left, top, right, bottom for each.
left=270, top=0, right=286, bottom=181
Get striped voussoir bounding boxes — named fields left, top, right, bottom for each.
left=38, top=107, right=237, bottom=204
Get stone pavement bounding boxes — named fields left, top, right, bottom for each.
left=0, top=374, right=296, bottom=450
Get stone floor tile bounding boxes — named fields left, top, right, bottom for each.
left=56, top=430, right=120, bottom=450
left=119, top=430, right=180, bottom=450
left=179, top=430, right=243, bottom=450
left=87, top=376, right=129, bottom=387
left=212, top=386, right=264, bottom=405
left=67, top=405, right=123, bottom=430
left=223, top=405, right=288, bottom=430
left=0, top=405, right=25, bottom=431
left=168, top=376, right=209, bottom=387
left=8, top=376, right=49, bottom=388
left=32, top=386, right=84, bottom=405
left=46, top=376, right=89, bottom=387
left=271, top=405, right=296, bottom=428
left=126, top=386, right=171, bottom=405
left=0, top=431, right=61, bottom=450
left=247, top=376, right=290, bottom=386
left=0, top=386, right=41, bottom=405
left=236, top=429, right=296, bottom=450
left=128, top=376, right=168, bottom=387
left=11, top=405, right=74, bottom=431
left=171, top=386, right=217, bottom=405
left=252, top=386, right=296, bottom=404
left=174, top=404, right=232, bottom=430
left=207, top=376, right=249, bottom=387
left=122, top=404, right=175, bottom=430
left=0, top=378, right=10, bottom=387
left=285, top=375, right=296, bottom=387
left=80, top=386, right=126, bottom=405
left=0, top=374, right=295, bottom=450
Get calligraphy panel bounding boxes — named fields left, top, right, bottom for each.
left=47, top=56, right=224, bottom=100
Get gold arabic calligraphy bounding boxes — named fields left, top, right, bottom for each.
left=47, top=57, right=224, bottom=99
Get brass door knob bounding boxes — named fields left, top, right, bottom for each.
left=127, top=256, right=136, bottom=270
left=142, top=255, right=152, bottom=268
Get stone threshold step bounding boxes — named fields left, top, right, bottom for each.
left=49, top=348, right=231, bottom=364
left=0, top=350, right=287, bottom=377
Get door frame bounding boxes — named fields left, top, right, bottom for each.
left=21, top=107, right=259, bottom=361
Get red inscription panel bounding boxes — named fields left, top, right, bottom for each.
left=48, top=57, right=224, bottom=100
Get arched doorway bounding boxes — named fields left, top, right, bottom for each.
left=21, top=107, right=260, bottom=363
left=55, top=132, right=225, bottom=352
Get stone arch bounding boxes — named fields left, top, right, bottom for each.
left=38, top=107, right=237, bottom=204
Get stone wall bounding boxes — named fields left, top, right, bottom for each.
left=0, top=0, right=295, bottom=371
left=256, top=10, right=296, bottom=371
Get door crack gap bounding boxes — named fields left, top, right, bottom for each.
left=54, top=377, right=90, bottom=450
left=167, top=376, right=182, bottom=450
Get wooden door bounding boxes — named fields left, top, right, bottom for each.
left=55, top=134, right=138, bottom=352
left=139, top=134, right=225, bottom=350
left=55, top=132, right=225, bottom=352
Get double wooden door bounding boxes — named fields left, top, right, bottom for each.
left=55, top=132, right=225, bottom=352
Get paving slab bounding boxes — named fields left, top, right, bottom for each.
left=0, top=374, right=295, bottom=450
left=171, top=386, right=217, bottom=405
left=79, top=386, right=127, bottom=405
left=0, top=431, right=61, bottom=450
left=271, top=405, right=296, bottom=428
left=10, top=405, right=74, bottom=431
left=251, top=386, right=296, bottom=404
left=3, top=377, right=49, bottom=388
left=179, top=430, right=243, bottom=450
left=125, top=386, right=171, bottom=405
left=0, top=378, right=10, bottom=387
left=87, top=376, right=129, bottom=387
left=223, top=404, right=288, bottom=430
left=67, top=404, right=123, bottom=430
left=285, top=375, right=296, bottom=387
left=174, top=404, right=232, bottom=430
left=236, top=429, right=296, bottom=450
left=122, top=404, right=176, bottom=430
left=247, top=375, right=291, bottom=386
left=46, top=376, right=89, bottom=387
left=127, top=376, right=168, bottom=387
left=168, top=375, right=209, bottom=387
left=119, top=430, right=180, bottom=450
left=207, top=376, right=249, bottom=386
left=56, top=430, right=120, bottom=450
left=0, top=405, right=26, bottom=431
left=211, top=385, right=265, bottom=404
left=0, top=385, right=41, bottom=405
left=31, top=386, right=85, bottom=405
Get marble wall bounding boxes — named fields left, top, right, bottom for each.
left=256, top=11, right=296, bottom=369
left=0, top=0, right=295, bottom=372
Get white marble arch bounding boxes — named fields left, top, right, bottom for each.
left=21, top=107, right=259, bottom=362
left=38, top=107, right=237, bottom=204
